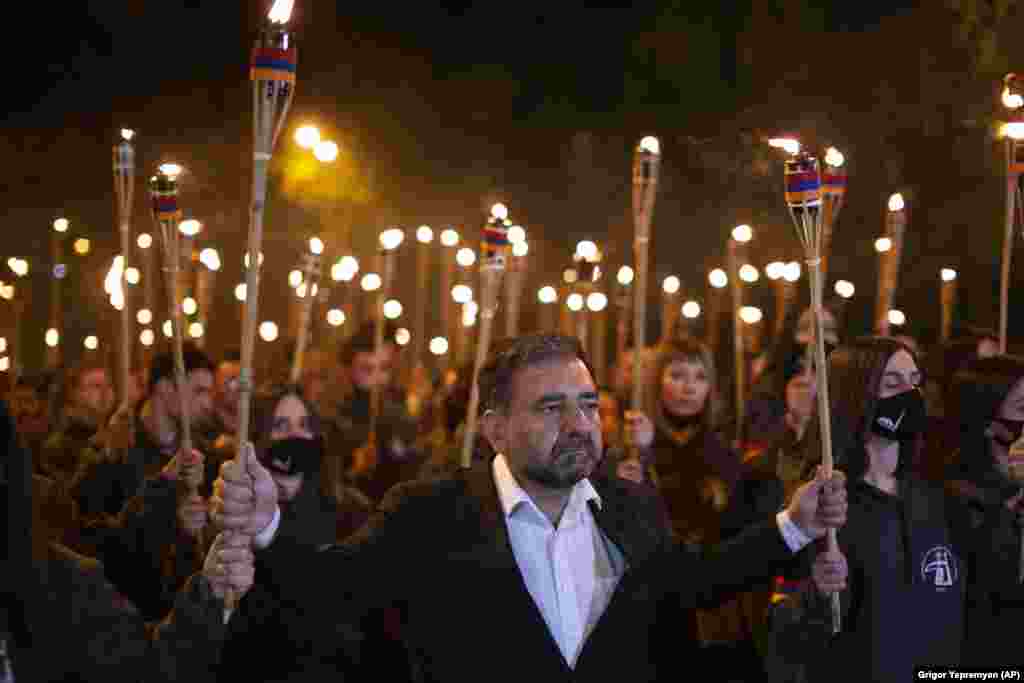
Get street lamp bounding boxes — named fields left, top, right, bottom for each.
left=294, top=125, right=321, bottom=149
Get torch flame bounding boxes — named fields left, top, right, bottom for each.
left=769, top=138, right=801, bottom=156
left=638, top=136, right=660, bottom=155
left=120, top=129, right=135, bottom=142
left=888, top=193, right=905, bottom=212
left=825, top=147, right=845, bottom=167
left=268, top=0, right=294, bottom=24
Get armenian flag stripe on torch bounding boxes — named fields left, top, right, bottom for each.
left=785, top=157, right=822, bottom=206
left=481, top=222, right=510, bottom=269
left=822, top=167, right=847, bottom=197
left=250, top=47, right=297, bottom=83
left=152, top=194, right=181, bottom=223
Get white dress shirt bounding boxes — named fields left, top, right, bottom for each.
left=492, top=454, right=625, bottom=669
left=253, top=456, right=813, bottom=662
left=491, top=455, right=812, bottom=669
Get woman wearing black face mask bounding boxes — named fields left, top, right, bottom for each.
left=945, top=355, right=1024, bottom=665
left=773, top=337, right=1015, bottom=682
left=219, top=385, right=376, bottom=682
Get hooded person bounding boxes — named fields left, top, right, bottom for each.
left=0, top=397, right=253, bottom=681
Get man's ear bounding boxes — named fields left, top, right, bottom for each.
left=480, top=409, right=507, bottom=455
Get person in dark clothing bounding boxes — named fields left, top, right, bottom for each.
left=330, top=322, right=422, bottom=502
left=212, top=333, right=848, bottom=682
left=1, top=397, right=254, bottom=682
left=943, top=354, right=1024, bottom=665
left=606, top=336, right=754, bottom=681
left=70, top=343, right=216, bottom=522
left=219, top=384, right=375, bottom=682
left=37, top=360, right=115, bottom=484
left=722, top=349, right=819, bottom=682
left=783, top=337, right=1016, bottom=682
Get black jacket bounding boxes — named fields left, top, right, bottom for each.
left=253, top=457, right=800, bottom=682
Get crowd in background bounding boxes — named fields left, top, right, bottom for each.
left=2, top=302, right=1023, bottom=681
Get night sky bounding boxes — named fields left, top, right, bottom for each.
left=2, top=1, right=1017, bottom=373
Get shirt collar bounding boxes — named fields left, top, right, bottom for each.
left=492, top=453, right=602, bottom=521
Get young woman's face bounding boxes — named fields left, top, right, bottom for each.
left=660, top=359, right=710, bottom=419
left=877, top=350, right=921, bottom=399
left=269, top=394, right=314, bottom=502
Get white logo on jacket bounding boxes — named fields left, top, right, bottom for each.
left=921, top=545, right=958, bottom=590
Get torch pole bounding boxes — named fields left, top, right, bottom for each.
left=1001, top=138, right=1016, bottom=354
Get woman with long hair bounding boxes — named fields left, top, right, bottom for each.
left=944, top=355, right=1024, bottom=664
left=610, top=336, right=751, bottom=680
left=786, top=337, right=1016, bottom=681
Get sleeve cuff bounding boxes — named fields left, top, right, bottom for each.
left=776, top=510, right=813, bottom=552
left=252, top=505, right=281, bottom=549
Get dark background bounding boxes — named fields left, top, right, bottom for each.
left=2, top=0, right=1021, bottom=372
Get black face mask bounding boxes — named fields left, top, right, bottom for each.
left=261, top=436, right=324, bottom=477
left=871, top=388, right=927, bottom=441
left=990, top=418, right=1024, bottom=449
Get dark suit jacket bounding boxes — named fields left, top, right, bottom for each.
left=253, top=457, right=797, bottom=682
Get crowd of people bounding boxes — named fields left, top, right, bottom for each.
left=1, top=306, right=1022, bottom=681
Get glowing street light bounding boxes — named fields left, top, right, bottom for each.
left=416, top=225, right=434, bottom=243
left=567, top=293, right=584, bottom=312
left=586, top=292, right=608, bottom=312
left=395, top=328, right=411, bottom=346
left=538, top=286, right=557, bottom=304
left=617, top=266, right=634, bottom=286
left=662, top=275, right=681, bottom=294
left=294, top=125, right=321, bottom=149
left=512, top=241, right=529, bottom=257
left=451, top=284, right=473, bottom=304
left=84, top=335, right=99, bottom=350
left=140, top=329, right=155, bottom=346
left=682, top=300, right=701, bottom=318
left=313, top=140, right=339, bottom=163
left=137, top=233, right=153, bottom=249
left=137, top=308, right=153, bottom=325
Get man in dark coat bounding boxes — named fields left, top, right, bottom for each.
left=1, top=396, right=253, bottom=681
left=214, top=333, right=847, bottom=681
